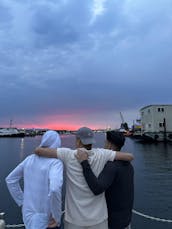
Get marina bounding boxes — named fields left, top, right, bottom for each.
left=2, top=104, right=172, bottom=142
left=0, top=133, right=172, bottom=229
left=1, top=0, right=172, bottom=228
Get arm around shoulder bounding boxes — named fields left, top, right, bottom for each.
left=115, top=151, right=134, bottom=161
left=35, top=147, right=58, bottom=158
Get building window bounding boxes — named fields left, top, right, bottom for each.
left=148, top=109, right=150, bottom=113
left=158, top=107, right=164, bottom=112
left=159, top=122, right=165, bottom=127
left=148, top=124, right=151, bottom=128
left=141, top=112, right=144, bottom=116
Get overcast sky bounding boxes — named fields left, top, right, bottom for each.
left=0, top=0, right=172, bottom=130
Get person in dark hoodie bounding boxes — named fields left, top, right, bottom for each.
left=76, top=131, right=134, bottom=229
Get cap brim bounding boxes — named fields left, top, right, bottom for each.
left=80, top=138, right=96, bottom=145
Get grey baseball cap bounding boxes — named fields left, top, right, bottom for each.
left=76, top=127, right=96, bottom=145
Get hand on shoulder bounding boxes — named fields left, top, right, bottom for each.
left=75, top=148, right=89, bottom=162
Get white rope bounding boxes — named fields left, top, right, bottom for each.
left=132, top=209, right=172, bottom=223
left=6, top=224, right=24, bottom=228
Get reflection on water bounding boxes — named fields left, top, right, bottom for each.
left=0, top=134, right=172, bottom=229
left=19, top=138, right=25, bottom=161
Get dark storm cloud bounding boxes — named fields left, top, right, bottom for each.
left=31, top=0, right=92, bottom=48
left=32, top=7, right=79, bottom=47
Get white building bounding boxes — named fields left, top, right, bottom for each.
left=140, top=104, right=172, bottom=141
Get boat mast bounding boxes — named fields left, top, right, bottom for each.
left=9, top=119, right=13, bottom=128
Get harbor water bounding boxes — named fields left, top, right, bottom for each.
left=0, top=133, right=172, bottom=229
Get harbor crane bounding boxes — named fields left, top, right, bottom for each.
left=120, top=112, right=129, bottom=130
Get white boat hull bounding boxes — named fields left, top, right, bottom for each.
left=0, top=128, right=25, bottom=137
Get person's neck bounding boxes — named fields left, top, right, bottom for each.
left=109, top=145, right=120, bottom=151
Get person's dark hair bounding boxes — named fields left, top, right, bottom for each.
left=83, top=144, right=92, bottom=150
left=106, top=131, right=125, bottom=150
left=76, top=137, right=92, bottom=150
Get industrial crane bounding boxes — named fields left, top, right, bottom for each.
left=119, top=112, right=129, bottom=131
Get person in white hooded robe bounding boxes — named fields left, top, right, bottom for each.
left=6, top=130, right=63, bottom=229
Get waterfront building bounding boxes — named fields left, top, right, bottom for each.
left=140, top=104, right=172, bottom=142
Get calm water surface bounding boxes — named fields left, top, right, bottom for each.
left=0, top=133, right=172, bottom=229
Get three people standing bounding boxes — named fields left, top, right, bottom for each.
left=6, top=127, right=134, bottom=229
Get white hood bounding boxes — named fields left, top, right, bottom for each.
left=39, top=130, right=61, bottom=149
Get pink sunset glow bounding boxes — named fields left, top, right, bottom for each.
left=9, top=113, right=107, bottom=130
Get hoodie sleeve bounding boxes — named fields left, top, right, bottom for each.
left=5, top=159, right=26, bottom=206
